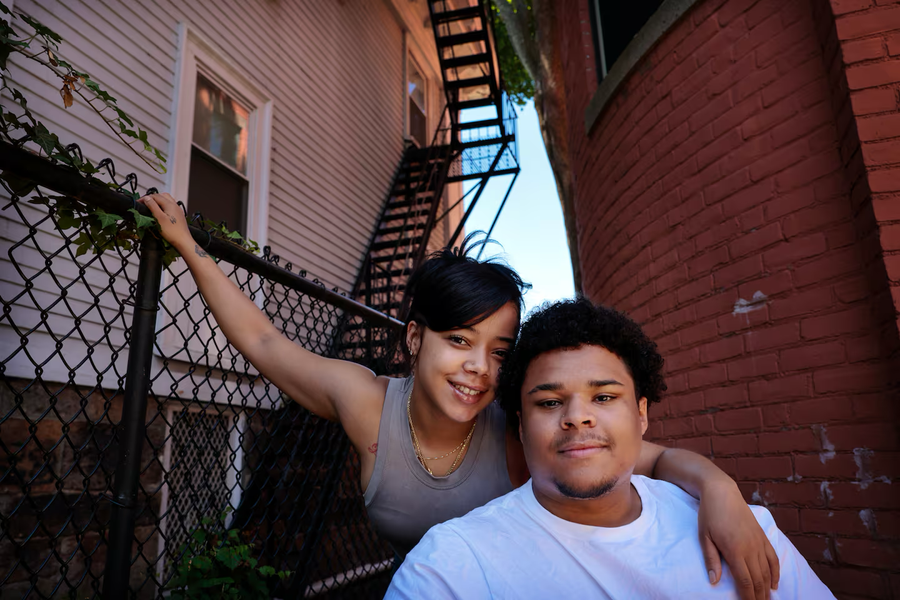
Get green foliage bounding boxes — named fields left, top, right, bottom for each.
left=165, top=509, right=291, bottom=600
left=200, top=219, right=261, bottom=255
left=0, top=2, right=258, bottom=268
left=488, top=0, right=535, bottom=106
left=0, top=2, right=166, bottom=172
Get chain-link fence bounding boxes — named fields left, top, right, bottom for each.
left=0, top=141, right=401, bottom=599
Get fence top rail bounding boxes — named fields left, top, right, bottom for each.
left=0, top=141, right=404, bottom=331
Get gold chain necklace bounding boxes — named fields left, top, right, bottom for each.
left=406, top=384, right=477, bottom=477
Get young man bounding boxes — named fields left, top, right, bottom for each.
left=385, top=299, right=833, bottom=599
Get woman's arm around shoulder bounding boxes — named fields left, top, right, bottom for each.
left=635, top=440, right=780, bottom=600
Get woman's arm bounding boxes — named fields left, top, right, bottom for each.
left=139, top=194, right=382, bottom=425
left=635, top=441, right=780, bottom=600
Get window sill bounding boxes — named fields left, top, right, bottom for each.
left=584, top=0, right=702, bottom=136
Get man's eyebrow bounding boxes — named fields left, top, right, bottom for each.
left=590, top=379, right=624, bottom=388
left=527, top=382, right=562, bottom=394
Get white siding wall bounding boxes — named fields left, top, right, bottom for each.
left=1, top=0, right=455, bottom=386
left=5, top=0, right=452, bottom=290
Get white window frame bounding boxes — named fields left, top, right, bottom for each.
left=406, top=50, right=429, bottom=146
left=168, top=24, right=272, bottom=245
left=157, top=24, right=273, bottom=368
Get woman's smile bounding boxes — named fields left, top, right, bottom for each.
left=449, top=380, right=488, bottom=405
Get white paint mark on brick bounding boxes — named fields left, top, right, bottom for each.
left=820, top=481, right=833, bottom=504
left=787, top=474, right=802, bottom=482
left=854, top=448, right=874, bottom=489
left=823, top=548, right=833, bottom=562
left=733, top=291, right=767, bottom=314
left=813, top=425, right=835, bottom=463
left=751, top=490, right=768, bottom=506
left=859, top=509, right=877, bottom=535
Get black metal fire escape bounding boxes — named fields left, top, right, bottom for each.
left=350, top=0, right=521, bottom=326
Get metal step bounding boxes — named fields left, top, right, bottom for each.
left=431, top=5, right=481, bottom=23
left=458, top=118, right=503, bottom=131
left=441, top=52, right=490, bottom=70
left=373, top=252, right=414, bottom=264
left=382, top=209, right=430, bottom=222
left=452, top=97, right=495, bottom=111
left=458, top=134, right=515, bottom=150
left=445, top=76, right=492, bottom=91
left=371, top=236, right=423, bottom=252
left=387, top=197, right=434, bottom=210
left=436, top=30, right=487, bottom=49
left=446, top=166, right=519, bottom=183
left=377, top=222, right=426, bottom=237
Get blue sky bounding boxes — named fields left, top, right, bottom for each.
left=463, top=100, right=575, bottom=315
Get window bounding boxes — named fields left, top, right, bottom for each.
left=408, top=58, right=427, bottom=147
left=168, top=25, right=272, bottom=246
left=590, top=0, right=665, bottom=78
left=189, top=75, right=250, bottom=235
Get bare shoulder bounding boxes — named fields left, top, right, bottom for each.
left=331, top=369, right=391, bottom=450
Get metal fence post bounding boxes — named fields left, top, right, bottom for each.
left=102, top=233, right=164, bottom=599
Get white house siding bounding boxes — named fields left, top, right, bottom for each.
left=1, top=0, right=456, bottom=388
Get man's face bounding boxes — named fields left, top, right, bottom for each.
left=518, top=345, right=648, bottom=501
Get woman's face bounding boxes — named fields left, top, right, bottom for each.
left=407, top=302, right=519, bottom=423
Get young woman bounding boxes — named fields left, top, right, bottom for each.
left=140, top=193, right=779, bottom=600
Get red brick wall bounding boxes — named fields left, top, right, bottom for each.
left=558, top=0, right=900, bottom=595
left=828, top=0, right=900, bottom=355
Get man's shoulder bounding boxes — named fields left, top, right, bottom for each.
left=408, top=485, right=527, bottom=560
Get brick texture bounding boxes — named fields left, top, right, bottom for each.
left=557, top=0, right=900, bottom=593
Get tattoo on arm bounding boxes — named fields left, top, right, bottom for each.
left=194, top=244, right=209, bottom=258
left=368, top=443, right=378, bottom=455
left=168, top=215, right=177, bottom=224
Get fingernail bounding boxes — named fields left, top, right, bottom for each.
left=708, top=570, right=715, bottom=584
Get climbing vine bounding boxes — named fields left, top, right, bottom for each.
left=0, top=2, right=259, bottom=266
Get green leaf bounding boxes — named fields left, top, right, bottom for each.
left=128, top=207, right=157, bottom=231
left=114, top=106, right=133, bottom=126
left=94, top=209, right=122, bottom=229
left=56, top=213, right=81, bottom=230
left=33, top=122, right=59, bottom=155
left=258, top=566, right=275, bottom=577
left=18, top=14, right=62, bottom=45
left=162, top=243, right=180, bottom=267
left=217, top=548, right=241, bottom=570
left=1, top=171, right=36, bottom=196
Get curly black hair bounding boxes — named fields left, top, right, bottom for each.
left=498, top=298, right=666, bottom=430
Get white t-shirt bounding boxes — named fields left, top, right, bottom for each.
left=385, top=475, right=833, bottom=599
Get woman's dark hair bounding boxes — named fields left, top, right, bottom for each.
left=499, top=298, right=666, bottom=431
left=402, top=233, right=530, bottom=359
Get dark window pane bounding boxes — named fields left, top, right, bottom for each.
left=410, top=100, right=427, bottom=148
left=596, top=0, right=665, bottom=74
left=187, top=146, right=248, bottom=236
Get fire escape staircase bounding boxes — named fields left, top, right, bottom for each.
left=235, top=4, right=523, bottom=594
left=349, top=0, right=521, bottom=334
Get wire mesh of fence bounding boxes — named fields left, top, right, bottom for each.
left=0, top=140, right=400, bottom=599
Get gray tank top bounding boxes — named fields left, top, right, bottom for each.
left=364, top=376, right=513, bottom=559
